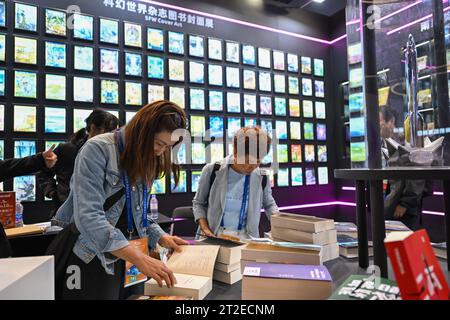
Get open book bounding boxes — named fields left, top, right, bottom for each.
left=145, top=245, right=220, bottom=300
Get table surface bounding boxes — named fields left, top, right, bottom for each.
left=334, top=167, right=450, bottom=180
left=204, top=257, right=450, bottom=300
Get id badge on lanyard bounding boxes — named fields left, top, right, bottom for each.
left=116, top=130, right=149, bottom=288
left=218, top=175, right=250, bottom=242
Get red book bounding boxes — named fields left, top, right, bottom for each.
left=0, top=192, right=16, bottom=229
left=384, top=229, right=449, bottom=300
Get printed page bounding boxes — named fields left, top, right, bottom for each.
left=167, top=245, right=220, bottom=278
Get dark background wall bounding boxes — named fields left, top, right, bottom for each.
left=0, top=0, right=345, bottom=224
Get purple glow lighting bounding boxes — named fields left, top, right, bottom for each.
left=342, top=186, right=356, bottom=191
left=330, top=34, right=348, bottom=45
left=434, top=192, right=444, bottom=196
left=374, top=0, right=423, bottom=25
left=387, top=5, right=450, bottom=35
left=261, top=201, right=443, bottom=216
left=137, top=0, right=332, bottom=44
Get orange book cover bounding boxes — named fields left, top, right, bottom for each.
left=0, top=192, right=16, bottom=229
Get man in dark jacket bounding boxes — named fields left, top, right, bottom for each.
left=380, top=107, right=431, bottom=230
left=0, top=146, right=57, bottom=182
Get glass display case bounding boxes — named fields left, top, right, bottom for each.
left=346, top=0, right=450, bottom=168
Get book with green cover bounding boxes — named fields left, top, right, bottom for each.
left=329, top=275, right=401, bottom=300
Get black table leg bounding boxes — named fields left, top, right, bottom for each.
left=356, top=180, right=369, bottom=268
left=369, top=180, right=388, bottom=278
left=443, top=180, right=450, bottom=271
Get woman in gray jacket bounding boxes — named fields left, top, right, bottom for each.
left=193, top=127, right=279, bottom=240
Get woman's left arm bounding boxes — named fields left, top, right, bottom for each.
left=147, top=222, right=188, bottom=252
left=262, top=179, right=279, bottom=221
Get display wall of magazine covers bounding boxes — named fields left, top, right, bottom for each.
left=0, top=1, right=329, bottom=200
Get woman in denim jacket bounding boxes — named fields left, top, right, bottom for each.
left=53, top=101, right=188, bottom=299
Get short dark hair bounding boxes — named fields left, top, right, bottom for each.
left=69, top=109, right=119, bottom=145
left=379, top=106, right=396, bottom=123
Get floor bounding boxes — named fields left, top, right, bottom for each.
left=206, top=257, right=450, bottom=300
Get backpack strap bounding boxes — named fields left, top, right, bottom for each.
left=206, top=162, right=221, bottom=205
left=262, top=175, right=267, bottom=190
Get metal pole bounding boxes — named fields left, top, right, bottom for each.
left=370, top=180, right=388, bottom=278
left=356, top=180, right=369, bottom=268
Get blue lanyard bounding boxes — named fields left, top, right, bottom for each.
left=115, top=131, right=148, bottom=237
left=221, top=174, right=250, bottom=231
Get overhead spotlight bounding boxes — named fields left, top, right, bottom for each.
left=313, top=0, right=326, bottom=3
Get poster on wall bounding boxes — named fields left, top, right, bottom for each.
left=124, top=22, right=142, bottom=48
left=208, top=65, right=223, bottom=86
left=147, top=27, right=164, bottom=51
left=227, top=92, right=241, bottom=113
left=171, top=171, right=187, bottom=193
left=305, top=167, right=316, bottom=185
left=192, top=143, right=206, bottom=164
left=74, top=45, right=93, bottom=71
left=243, top=94, right=257, bottom=114
left=243, top=70, right=256, bottom=90
left=0, top=34, right=5, bottom=62
left=274, top=97, right=287, bottom=117
left=100, top=48, right=119, bottom=74
left=260, top=96, right=272, bottom=116
left=314, top=59, right=324, bottom=77
left=291, top=168, right=303, bottom=186
left=315, top=101, right=326, bottom=119
left=190, top=115, right=205, bottom=137
left=14, top=105, right=36, bottom=132
left=208, top=38, right=222, bottom=60
left=14, top=36, right=37, bottom=65
left=291, top=145, right=302, bottom=163
left=301, top=56, right=312, bottom=74
left=45, top=107, right=66, bottom=133
left=274, top=74, right=286, bottom=94
left=168, top=31, right=184, bottom=55
left=226, top=41, right=239, bottom=63
left=303, top=100, right=314, bottom=118
left=100, top=18, right=119, bottom=44
left=290, top=121, right=301, bottom=140
left=0, top=1, right=5, bottom=27
left=277, top=168, right=289, bottom=187
left=242, top=44, right=256, bottom=65
left=14, top=70, right=37, bottom=99
left=0, top=69, right=4, bottom=96
left=15, top=3, right=37, bottom=32
left=277, top=144, right=288, bottom=163
left=73, top=109, right=92, bottom=132
left=209, top=116, right=224, bottom=138
left=189, top=61, right=204, bottom=84
left=169, top=87, right=185, bottom=109
left=302, top=78, right=313, bottom=96
left=287, top=53, right=298, bottom=73
left=273, top=51, right=285, bottom=71
left=209, top=91, right=223, bottom=112
left=258, top=48, right=271, bottom=69
left=259, top=72, right=272, bottom=92
left=45, top=41, right=66, bottom=68
left=315, top=80, right=325, bottom=98
left=0, top=104, right=3, bottom=131
left=318, top=167, right=328, bottom=185
left=45, top=8, right=66, bottom=36
left=304, top=145, right=315, bottom=162
left=189, top=35, right=204, bottom=58
left=14, top=176, right=36, bottom=202
left=14, top=140, right=35, bottom=158
left=190, top=88, right=205, bottom=110
left=276, top=120, right=288, bottom=140
left=72, top=13, right=94, bottom=41
left=289, top=99, right=300, bottom=117
left=45, top=74, right=66, bottom=101
left=73, top=77, right=93, bottom=103
left=226, top=67, right=240, bottom=88
left=125, top=82, right=142, bottom=106
left=151, top=177, right=166, bottom=195
left=125, top=52, right=142, bottom=77
left=318, top=145, right=327, bottom=162
left=148, top=84, right=165, bottom=103
left=288, top=76, right=299, bottom=95
left=148, top=56, right=164, bottom=79
left=101, top=79, right=119, bottom=104
left=169, top=59, right=185, bottom=82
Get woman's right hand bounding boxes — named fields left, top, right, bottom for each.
left=136, top=255, right=177, bottom=288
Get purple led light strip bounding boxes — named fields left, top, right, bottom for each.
left=266, top=199, right=445, bottom=216
left=137, top=0, right=332, bottom=44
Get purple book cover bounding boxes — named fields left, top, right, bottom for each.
left=243, top=263, right=332, bottom=281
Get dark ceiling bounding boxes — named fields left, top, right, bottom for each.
left=268, top=0, right=347, bottom=17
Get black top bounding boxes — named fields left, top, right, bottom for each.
left=37, top=142, right=82, bottom=210
left=0, top=154, right=46, bottom=182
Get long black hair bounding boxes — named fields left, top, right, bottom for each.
left=69, top=109, right=119, bottom=147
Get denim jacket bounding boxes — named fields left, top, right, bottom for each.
left=192, top=155, right=279, bottom=238
left=53, top=129, right=166, bottom=275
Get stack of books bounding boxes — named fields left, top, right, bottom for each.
left=337, top=234, right=373, bottom=259
left=241, top=240, right=322, bottom=271
left=201, top=236, right=247, bottom=285
left=270, top=212, right=339, bottom=262
left=242, top=262, right=333, bottom=300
